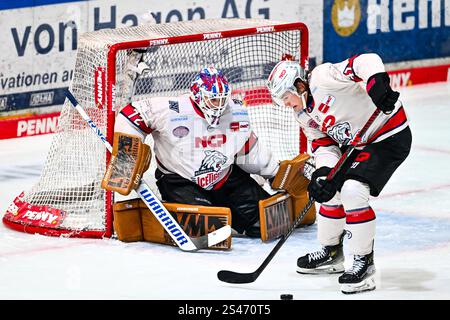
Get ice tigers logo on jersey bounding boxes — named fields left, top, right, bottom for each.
left=327, top=122, right=353, bottom=145
left=195, top=150, right=228, bottom=176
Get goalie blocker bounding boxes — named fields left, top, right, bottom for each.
left=102, top=132, right=151, bottom=196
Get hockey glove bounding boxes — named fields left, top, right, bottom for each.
left=366, top=72, right=399, bottom=114
left=307, top=166, right=337, bottom=203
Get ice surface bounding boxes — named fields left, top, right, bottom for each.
left=1, top=82, right=450, bottom=300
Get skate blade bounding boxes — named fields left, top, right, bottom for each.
left=297, top=264, right=345, bottom=275
left=340, top=275, right=376, bottom=294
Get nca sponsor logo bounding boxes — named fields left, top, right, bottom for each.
left=195, top=134, right=227, bottom=148
left=95, top=67, right=106, bottom=109
left=150, top=38, right=169, bottom=46
left=257, top=26, right=275, bottom=33
left=204, top=32, right=222, bottom=40
left=30, top=91, right=54, bottom=106
left=0, top=97, right=7, bottom=111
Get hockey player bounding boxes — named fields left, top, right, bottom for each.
left=107, top=66, right=279, bottom=238
left=267, top=54, right=412, bottom=294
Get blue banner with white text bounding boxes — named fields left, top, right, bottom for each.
left=324, top=0, right=450, bottom=63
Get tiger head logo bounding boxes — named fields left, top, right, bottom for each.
left=327, top=122, right=353, bottom=145
left=199, top=150, right=228, bottom=173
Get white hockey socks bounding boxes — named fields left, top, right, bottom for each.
left=317, top=196, right=346, bottom=247
left=341, top=179, right=376, bottom=256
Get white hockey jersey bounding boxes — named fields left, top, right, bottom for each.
left=118, top=94, right=278, bottom=190
left=295, top=53, right=409, bottom=167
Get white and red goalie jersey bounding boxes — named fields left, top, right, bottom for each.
left=296, top=53, right=409, bottom=166
left=115, top=94, right=279, bottom=190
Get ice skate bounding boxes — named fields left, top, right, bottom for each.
left=297, top=234, right=345, bottom=274
left=339, top=251, right=376, bottom=294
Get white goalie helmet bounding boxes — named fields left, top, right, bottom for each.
left=267, top=61, right=307, bottom=106
left=190, top=66, right=231, bottom=128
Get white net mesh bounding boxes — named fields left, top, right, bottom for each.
left=5, top=19, right=308, bottom=237
left=129, top=29, right=302, bottom=161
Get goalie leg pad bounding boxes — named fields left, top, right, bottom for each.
left=258, top=192, right=317, bottom=242
left=258, top=193, right=293, bottom=241
left=140, top=201, right=232, bottom=250
left=102, top=132, right=151, bottom=195
left=113, top=199, right=144, bottom=242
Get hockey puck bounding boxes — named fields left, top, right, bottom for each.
left=280, top=294, right=293, bottom=300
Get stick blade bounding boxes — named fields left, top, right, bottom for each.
left=208, top=225, right=231, bottom=247
left=217, top=270, right=258, bottom=284
left=190, top=225, right=232, bottom=250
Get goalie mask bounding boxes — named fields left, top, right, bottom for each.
left=190, top=66, right=231, bottom=128
left=267, top=61, right=308, bottom=108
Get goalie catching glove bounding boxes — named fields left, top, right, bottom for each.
left=101, top=132, right=151, bottom=195
left=271, top=153, right=311, bottom=196
left=258, top=153, right=316, bottom=239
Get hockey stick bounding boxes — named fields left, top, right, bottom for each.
left=217, top=106, right=386, bottom=283
left=65, top=89, right=231, bottom=252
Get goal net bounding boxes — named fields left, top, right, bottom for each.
left=3, top=18, right=309, bottom=238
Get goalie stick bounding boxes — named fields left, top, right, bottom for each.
left=217, top=105, right=391, bottom=283
left=65, top=90, right=231, bottom=252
